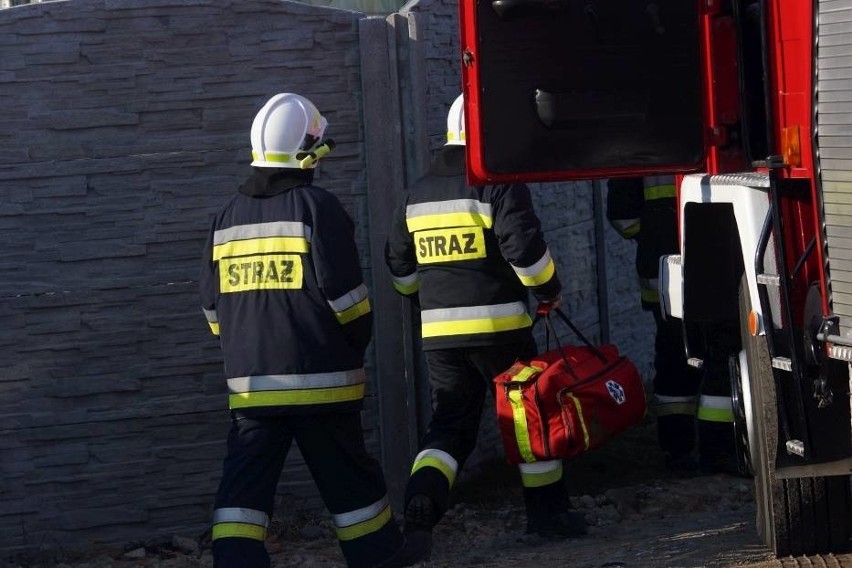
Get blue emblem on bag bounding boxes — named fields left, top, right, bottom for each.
left=606, top=380, right=626, bottom=405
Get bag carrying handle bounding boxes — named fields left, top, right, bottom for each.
left=533, top=307, right=608, bottom=365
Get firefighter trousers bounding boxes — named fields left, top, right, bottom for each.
left=651, top=310, right=737, bottom=463
left=211, top=411, right=403, bottom=568
left=405, top=338, right=568, bottom=526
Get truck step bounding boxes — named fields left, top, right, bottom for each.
left=785, top=439, right=805, bottom=457
left=757, top=273, right=781, bottom=286
left=686, top=357, right=703, bottom=369
left=772, top=356, right=792, bottom=371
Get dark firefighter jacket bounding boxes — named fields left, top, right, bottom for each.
left=606, top=175, right=678, bottom=308
left=385, top=146, right=561, bottom=351
left=200, top=168, right=372, bottom=414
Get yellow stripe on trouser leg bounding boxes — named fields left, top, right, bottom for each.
left=212, top=522, right=267, bottom=541
left=335, top=505, right=393, bottom=541
left=697, top=395, right=734, bottom=423
left=410, top=448, right=458, bottom=487
left=697, top=407, right=735, bottom=423
left=654, top=394, right=697, bottom=417
left=519, top=460, right=563, bottom=488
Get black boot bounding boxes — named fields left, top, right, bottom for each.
left=698, top=421, right=748, bottom=477
left=523, top=483, right=588, bottom=539
left=396, top=494, right=436, bottom=564
left=664, top=452, right=699, bottom=477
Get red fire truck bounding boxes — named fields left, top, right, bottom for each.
left=458, top=0, right=851, bottom=556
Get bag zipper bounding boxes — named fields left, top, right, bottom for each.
left=556, top=354, right=626, bottom=393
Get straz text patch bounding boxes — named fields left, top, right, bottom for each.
left=220, top=254, right=304, bottom=293
left=415, top=226, right=486, bottom=264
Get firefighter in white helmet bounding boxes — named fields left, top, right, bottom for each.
left=200, top=93, right=417, bottom=568
left=385, top=94, right=587, bottom=562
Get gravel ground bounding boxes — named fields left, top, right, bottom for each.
left=4, top=421, right=850, bottom=568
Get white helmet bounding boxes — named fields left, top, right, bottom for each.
left=250, top=93, right=330, bottom=169
left=445, top=94, right=465, bottom=146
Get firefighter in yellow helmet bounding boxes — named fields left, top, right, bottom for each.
left=385, top=94, right=587, bottom=562
left=606, top=176, right=741, bottom=475
left=200, top=93, right=417, bottom=568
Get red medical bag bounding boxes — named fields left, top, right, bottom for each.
left=494, top=310, right=647, bottom=463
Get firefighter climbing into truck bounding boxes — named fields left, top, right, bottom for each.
left=457, top=0, right=851, bottom=557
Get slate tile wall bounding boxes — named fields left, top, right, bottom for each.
left=0, top=0, right=375, bottom=554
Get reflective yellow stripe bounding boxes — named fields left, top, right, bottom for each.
left=252, top=150, right=292, bottom=164
left=447, top=131, right=466, bottom=142
left=406, top=212, right=493, bottom=232
left=641, top=287, right=660, bottom=304
left=697, top=407, right=735, bottom=423
left=508, top=388, right=536, bottom=463
left=229, top=384, right=365, bottom=408
left=620, top=222, right=640, bottom=239
left=519, top=464, right=563, bottom=488
left=335, top=297, right=371, bottom=324
left=393, top=279, right=420, bottom=295
left=516, top=257, right=555, bottom=287
left=213, top=237, right=310, bottom=260
left=421, top=313, right=532, bottom=338
left=566, top=394, right=590, bottom=450
left=212, top=522, right=267, bottom=541
left=335, top=505, right=392, bottom=542
left=208, top=321, right=220, bottom=336
left=411, top=456, right=457, bottom=486
left=644, top=184, right=676, bottom=201
left=511, top=365, right=542, bottom=382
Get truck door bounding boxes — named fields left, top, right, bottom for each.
left=459, top=0, right=707, bottom=184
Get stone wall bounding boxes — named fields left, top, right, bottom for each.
left=0, top=0, right=375, bottom=555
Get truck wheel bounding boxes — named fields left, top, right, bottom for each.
left=738, top=276, right=852, bottom=556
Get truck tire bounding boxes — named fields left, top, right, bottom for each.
left=738, top=276, right=852, bottom=556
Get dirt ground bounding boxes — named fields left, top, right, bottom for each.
left=4, top=420, right=851, bottom=568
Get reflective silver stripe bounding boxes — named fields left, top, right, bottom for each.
left=517, top=460, right=562, bottom=474
left=392, top=272, right=418, bottom=286
left=420, top=301, right=527, bottom=324
left=228, top=369, right=366, bottom=393
left=328, top=284, right=369, bottom=312
left=213, top=507, right=269, bottom=527
left=698, top=395, right=733, bottom=410
left=414, top=448, right=458, bottom=472
left=202, top=307, right=218, bottom=323
left=213, top=221, right=311, bottom=245
left=406, top=199, right=492, bottom=219
left=333, top=496, right=389, bottom=528
left=511, top=248, right=553, bottom=277
left=654, top=395, right=697, bottom=404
